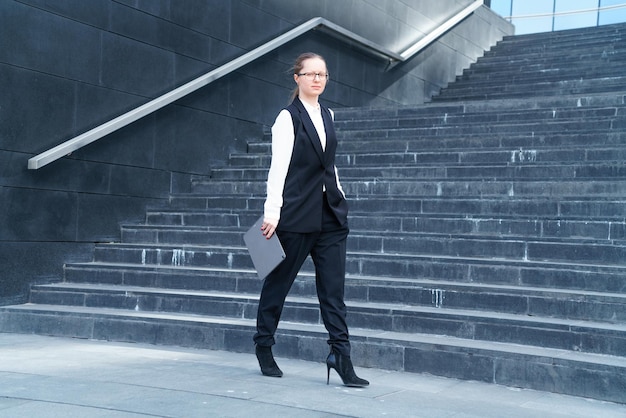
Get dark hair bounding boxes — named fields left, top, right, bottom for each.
left=289, top=52, right=326, bottom=103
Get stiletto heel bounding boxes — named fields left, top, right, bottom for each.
left=325, top=348, right=369, bottom=387
left=255, top=345, right=283, bottom=377
left=326, top=364, right=331, bottom=384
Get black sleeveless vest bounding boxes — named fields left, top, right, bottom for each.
left=276, top=97, right=348, bottom=233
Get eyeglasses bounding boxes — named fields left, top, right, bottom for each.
left=297, top=72, right=330, bottom=81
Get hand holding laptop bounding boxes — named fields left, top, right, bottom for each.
left=243, top=216, right=286, bottom=280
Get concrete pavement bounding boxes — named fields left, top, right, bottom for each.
left=1, top=333, right=625, bottom=417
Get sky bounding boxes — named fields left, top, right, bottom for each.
left=489, top=0, right=626, bottom=34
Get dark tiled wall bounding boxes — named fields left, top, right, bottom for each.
left=0, top=0, right=512, bottom=303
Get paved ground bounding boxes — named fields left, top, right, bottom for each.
left=1, top=333, right=625, bottom=417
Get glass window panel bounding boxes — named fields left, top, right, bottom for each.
left=490, top=0, right=513, bottom=18
left=510, top=0, right=554, bottom=34
left=554, top=0, right=598, bottom=30
left=599, top=0, right=626, bottom=25
left=512, top=16, right=553, bottom=34
left=511, top=0, right=554, bottom=16
left=491, top=0, right=626, bottom=34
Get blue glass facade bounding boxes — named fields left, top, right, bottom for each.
left=490, top=0, right=626, bottom=33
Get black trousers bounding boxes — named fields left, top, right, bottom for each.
left=253, top=195, right=351, bottom=356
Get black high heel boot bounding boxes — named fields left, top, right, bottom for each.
left=255, top=345, right=283, bottom=377
left=326, top=348, right=369, bottom=387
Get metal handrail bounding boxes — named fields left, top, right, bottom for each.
left=400, top=0, right=483, bottom=61
left=28, top=0, right=482, bottom=169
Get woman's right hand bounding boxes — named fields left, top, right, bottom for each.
left=261, top=218, right=278, bottom=239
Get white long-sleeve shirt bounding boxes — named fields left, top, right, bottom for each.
left=264, top=101, right=345, bottom=223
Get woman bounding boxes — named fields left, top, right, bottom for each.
left=253, top=52, right=369, bottom=387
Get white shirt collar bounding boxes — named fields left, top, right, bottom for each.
left=300, top=99, right=321, bottom=114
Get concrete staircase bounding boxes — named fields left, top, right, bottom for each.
left=3, top=23, right=626, bottom=403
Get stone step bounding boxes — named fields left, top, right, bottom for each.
left=494, top=26, right=626, bottom=50
left=332, top=122, right=619, bottom=142
left=483, top=44, right=626, bottom=63
left=436, top=79, right=626, bottom=102
left=442, top=73, right=626, bottom=92
left=1, top=304, right=625, bottom=404
left=344, top=163, right=626, bottom=180
left=91, top=243, right=255, bottom=271
left=451, top=72, right=626, bottom=94
left=122, top=219, right=626, bottom=246
left=57, top=264, right=626, bottom=325
left=437, top=83, right=626, bottom=101
left=335, top=131, right=626, bottom=150
left=368, top=230, right=621, bottom=265
left=336, top=93, right=626, bottom=121
left=225, top=145, right=626, bottom=170
left=333, top=106, right=624, bottom=130
left=118, top=225, right=626, bottom=260
left=251, top=129, right=626, bottom=155
left=62, top=262, right=261, bottom=292
left=350, top=195, right=626, bottom=218
left=470, top=33, right=625, bottom=51
left=339, top=127, right=626, bottom=144
left=141, top=212, right=624, bottom=242
left=65, top=246, right=626, bottom=294
left=495, top=23, right=626, bottom=45
left=59, top=262, right=626, bottom=304
left=470, top=49, right=626, bottom=72
left=344, top=252, right=626, bottom=293
left=337, top=149, right=626, bottom=168
left=479, top=32, right=626, bottom=55
left=338, top=115, right=626, bottom=139
left=164, top=194, right=626, bottom=218
left=234, top=141, right=626, bottom=170
left=459, top=61, right=625, bottom=81
left=334, top=104, right=466, bottom=121
left=209, top=163, right=626, bottom=182
left=26, top=283, right=626, bottom=353
left=91, top=231, right=626, bottom=275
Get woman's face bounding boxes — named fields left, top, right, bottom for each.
left=294, top=57, right=328, bottom=101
